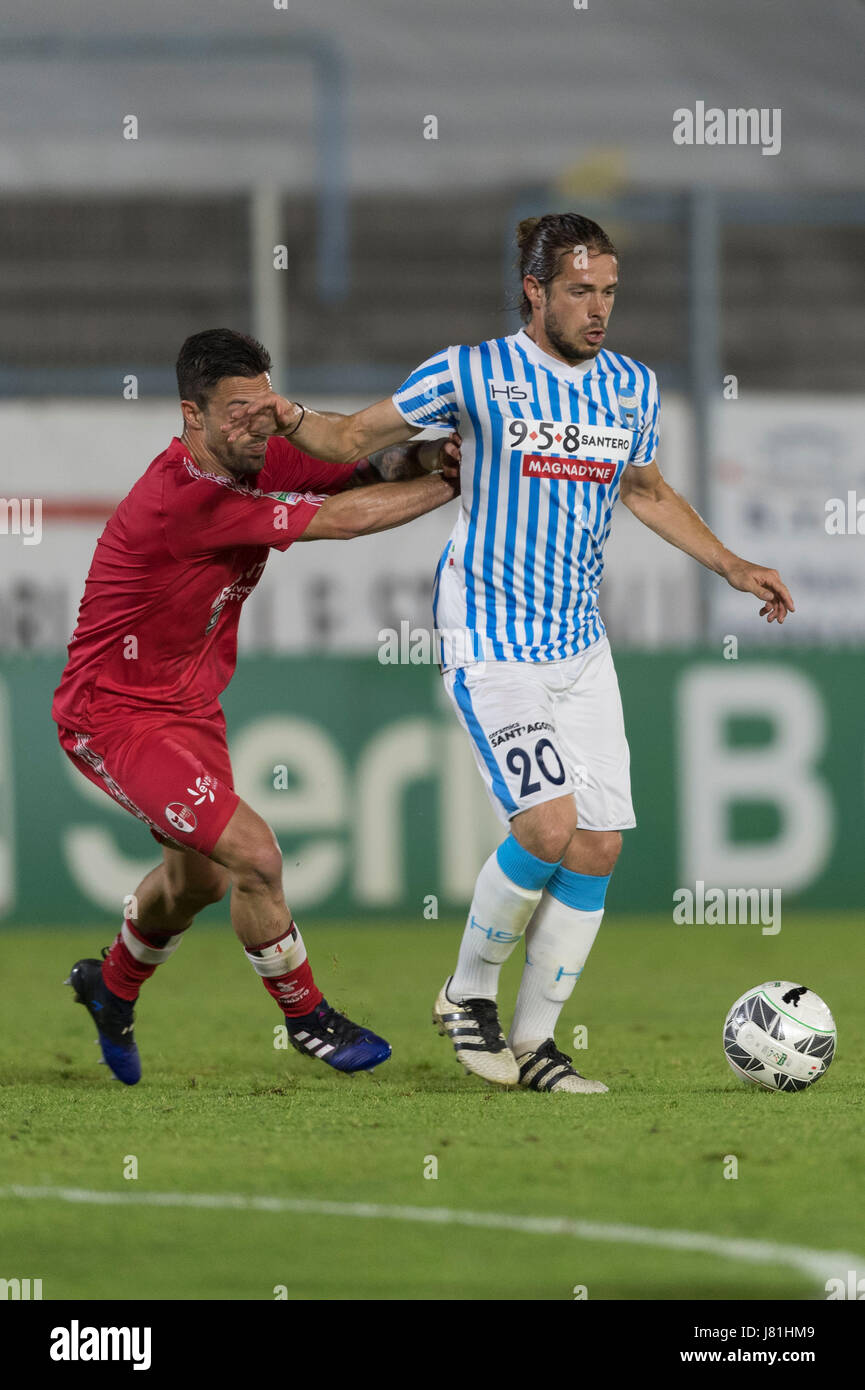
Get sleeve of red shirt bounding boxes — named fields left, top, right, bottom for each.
left=262, top=437, right=362, bottom=495
left=163, top=460, right=327, bottom=558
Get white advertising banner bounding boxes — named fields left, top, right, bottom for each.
left=709, top=396, right=865, bottom=643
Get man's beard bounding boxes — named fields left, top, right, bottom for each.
left=212, top=439, right=266, bottom=476
left=543, top=308, right=601, bottom=364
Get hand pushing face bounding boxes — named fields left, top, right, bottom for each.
left=182, top=374, right=276, bottom=475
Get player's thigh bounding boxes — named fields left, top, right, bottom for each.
left=554, top=640, right=636, bottom=832
left=442, top=661, right=580, bottom=837
left=60, top=719, right=240, bottom=857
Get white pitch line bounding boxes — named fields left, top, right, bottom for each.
left=0, top=1185, right=859, bottom=1286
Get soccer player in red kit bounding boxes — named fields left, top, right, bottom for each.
left=53, top=328, right=460, bottom=1084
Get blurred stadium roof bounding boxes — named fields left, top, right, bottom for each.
left=2, top=0, right=863, bottom=193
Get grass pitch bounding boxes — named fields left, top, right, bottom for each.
left=0, top=913, right=861, bottom=1301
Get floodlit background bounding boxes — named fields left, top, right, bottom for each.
left=1, top=0, right=863, bottom=922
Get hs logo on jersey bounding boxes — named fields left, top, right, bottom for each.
left=487, top=378, right=535, bottom=404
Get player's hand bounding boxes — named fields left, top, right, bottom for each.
left=722, top=557, right=795, bottom=624
left=417, top=431, right=461, bottom=486
left=222, top=393, right=300, bottom=444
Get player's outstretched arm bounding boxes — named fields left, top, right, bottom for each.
left=620, top=460, right=795, bottom=625
left=223, top=394, right=416, bottom=464
left=346, top=433, right=462, bottom=487
left=298, top=470, right=458, bottom=542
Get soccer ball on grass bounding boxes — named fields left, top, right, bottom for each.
left=723, top=981, right=836, bottom=1091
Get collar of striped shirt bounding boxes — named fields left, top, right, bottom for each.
left=514, top=328, right=598, bottom=380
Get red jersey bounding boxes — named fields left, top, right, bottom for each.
left=52, top=435, right=357, bottom=730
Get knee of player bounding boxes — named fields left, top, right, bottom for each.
left=542, top=810, right=580, bottom=862
left=513, top=798, right=579, bottom=865
left=526, top=825, right=577, bottom=866
left=574, top=829, right=622, bottom=875
left=231, top=837, right=284, bottom=894
left=544, top=828, right=578, bottom=863
left=172, top=870, right=230, bottom=912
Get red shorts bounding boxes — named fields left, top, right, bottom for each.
left=57, top=711, right=240, bottom=857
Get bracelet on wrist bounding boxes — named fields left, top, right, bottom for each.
left=283, top=403, right=305, bottom=438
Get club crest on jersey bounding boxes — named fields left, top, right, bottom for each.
left=617, top=392, right=640, bottom=431
left=487, top=378, right=535, bottom=404
left=165, top=803, right=197, bottom=834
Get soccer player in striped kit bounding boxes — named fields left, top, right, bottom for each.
left=225, top=213, right=794, bottom=1095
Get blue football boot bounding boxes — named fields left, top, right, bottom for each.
left=283, top=997, right=391, bottom=1073
left=65, top=953, right=142, bottom=1086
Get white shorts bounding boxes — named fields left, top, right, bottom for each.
left=442, top=636, right=636, bottom=830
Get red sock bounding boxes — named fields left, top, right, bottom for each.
left=260, top=959, right=323, bottom=1017
left=101, top=919, right=184, bottom=1002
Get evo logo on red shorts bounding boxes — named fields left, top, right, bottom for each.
left=522, top=456, right=617, bottom=483
left=165, top=803, right=197, bottom=834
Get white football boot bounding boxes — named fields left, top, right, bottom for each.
left=515, top=1038, right=609, bottom=1093
left=433, top=978, right=519, bottom=1086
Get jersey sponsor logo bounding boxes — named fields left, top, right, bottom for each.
left=187, top=775, right=216, bottom=806
left=205, top=561, right=268, bottom=634
left=205, top=587, right=230, bottom=635
left=165, top=803, right=197, bottom=834
left=487, top=378, right=535, bottom=404
left=265, top=491, right=303, bottom=504
left=489, top=719, right=554, bottom=748
left=522, top=455, right=617, bottom=483
left=505, top=417, right=635, bottom=464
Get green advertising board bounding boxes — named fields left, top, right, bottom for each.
left=0, top=649, right=862, bottom=924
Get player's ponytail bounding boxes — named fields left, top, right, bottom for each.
left=516, top=217, right=541, bottom=252
left=517, top=212, right=617, bottom=323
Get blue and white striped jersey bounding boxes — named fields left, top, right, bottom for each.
left=392, top=328, right=660, bottom=668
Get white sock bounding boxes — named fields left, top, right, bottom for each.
left=244, top=922, right=308, bottom=978
left=120, top=918, right=183, bottom=964
left=449, top=842, right=558, bottom=1002
left=509, top=893, right=604, bottom=1055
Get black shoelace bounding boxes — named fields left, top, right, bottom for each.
left=536, top=1039, right=574, bottom=1070
left=307, top=1004, right=365, bottom=1046
left=464, top=998, right=506, bottom=1047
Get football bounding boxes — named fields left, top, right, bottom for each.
left=723, top=981, right=836, bottom=1091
